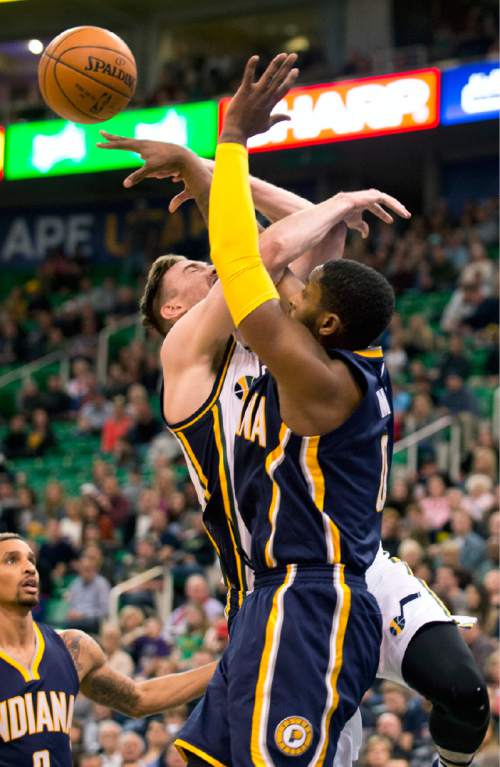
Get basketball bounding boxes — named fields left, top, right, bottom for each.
left=38, top=26, right=137, bottom=124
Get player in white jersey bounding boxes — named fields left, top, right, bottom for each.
left=98, top=133, right=489, bottom=767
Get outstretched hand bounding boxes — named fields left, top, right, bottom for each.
left=221, top=53, right=299, bottom=144
left=340, top=189, right=411, bottom=239
left=96, top=132, right=192, bottom=188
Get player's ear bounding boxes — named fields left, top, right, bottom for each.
left=160, top=301, right=184, bottom=323
left=318, top=311, right=341, bottom=338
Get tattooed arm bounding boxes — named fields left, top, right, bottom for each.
left=60, top=629, right=216, bottom=717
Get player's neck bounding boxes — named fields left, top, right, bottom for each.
left=0, top=604, right=35, bottom=648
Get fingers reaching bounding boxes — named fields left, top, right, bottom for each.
left=274, top=67, right=300, bottom=101
left=241, top=55, right=260, bottom=88
left=169, top=188, right=192, bottom=213
left=257, top=53, right=298, bottom=99
left=369, top=203, right=394, bottom=225
left=269, top=113, right=291, bottom=128
left=96, top=130, right=138, bottom=150
left=256, top=52, right=289, bottom=87
left=360, top=220, right=370, bottom=239
left=376, top=192, right=411, bottom=219
left=123, top=167, right=149, bottom=188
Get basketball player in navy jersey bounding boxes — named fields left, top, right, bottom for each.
left=98, top=73, right=489, bottom=765
left=164, top=54, right=487, bottom=767
left=0, top=532, right=216, bottom=767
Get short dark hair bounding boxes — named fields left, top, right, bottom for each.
left=318, top=259, right=394, bottom=349
left=0, top=533, right=23, bottom=544
left=139, top=254, right=186, bottom=336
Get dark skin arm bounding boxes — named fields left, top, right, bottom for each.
left=60, top=629, right=215, bottom=717
left=215, top=56, right=359, bottom=434
left=215, top=55, right=408, bottom=434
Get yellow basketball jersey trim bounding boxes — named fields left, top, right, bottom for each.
left=174, top=738, right=229, bottom=767
left=212, top=404, right=246, bottom=606
left=251, top=565, right=296, bottom=767
left=312, top=566, right=352, bottom=767
left=353, top=347, right=383, bottom=358
left=31, top=623, right=45, bottom=679
left=264, top=424, right=290, bottom=569
left=176, top=431, right=211, bottom=503
left=419, top=578, right=451, bottom=617
left=170, top=338, right=236, bottom=432
left=302, top=436, right=341, bottom=565
left=0, top=622, right=45, bottom=682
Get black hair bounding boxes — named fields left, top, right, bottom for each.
left=318, top=259, right=395, bottom=349
left=0, top=533, right=23, bottom=544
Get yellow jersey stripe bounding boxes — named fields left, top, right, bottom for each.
left=353, top=347, right=383, bottom=358
left=31, top=622, right=45, bottom=680
left=0, top=649, right=32, bottom=682
left=302, top=436, right=341, bottom=565
left=0, top=622, right=45, bottom=682
left=419, top=579, right=451, bottom=617
left=306, top=435, right=325, bottom=510
left=312, top=565, right=352, bottom=767
left=174, top=739, right=229, bottom=767
left=212, top=404, right=246, bottom=605
left=251, top=565, right=296, bottom=766
left=176, top=431, right=211, bottom=503
left=264, top=424, right=290, bottom=569
left=170, top=339, right=236, bottom=432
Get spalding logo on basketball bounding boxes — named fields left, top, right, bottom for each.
left=275, top=716, right=313, bottom=756
left=38, top=26, right=137, bottom=124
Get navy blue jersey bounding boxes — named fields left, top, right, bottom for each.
left=0, top=622, right=79, bottom=766
left=234, top=347, right=393, bottom=575
left=163, top=339, right=261, bottom=618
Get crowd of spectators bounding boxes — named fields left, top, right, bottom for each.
left=0, top=191, right=497, bottom=765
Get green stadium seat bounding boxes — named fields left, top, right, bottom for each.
left=473, top=387, right=494, bottom=418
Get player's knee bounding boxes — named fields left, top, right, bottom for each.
left=443, top=665, right=490, bottom=729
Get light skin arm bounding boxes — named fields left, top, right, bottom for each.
left=160, top=183, right=397, bottom=386
left=171, top=158, right=314, bottom=223
left=60, top=629, right=215, bottom=717
left=96, top=132, right=348, bottom=283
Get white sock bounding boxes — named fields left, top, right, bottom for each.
left=438, top=747, right=475, bottom=767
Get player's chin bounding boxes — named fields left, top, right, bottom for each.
left=17, top=593, right=40, bottom=607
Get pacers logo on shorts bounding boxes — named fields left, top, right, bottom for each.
left=275, top=716, right=313, bottom=756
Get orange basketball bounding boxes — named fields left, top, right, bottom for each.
left=38, top=26, right=137, bottom=124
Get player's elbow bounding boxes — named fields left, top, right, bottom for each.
left=128, top=691, right=147, bottom=718
left=260, top=234, right=288, bottom=279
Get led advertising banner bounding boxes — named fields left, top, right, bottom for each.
left=0, top=127, right=4, bottom=181
left=219, top=68, right=440, bottom=152
left=441, top=61, right=500, bottom=125
left=5, top=100, right=218, bottom=180
left=0, top=198, right=207, bottom=263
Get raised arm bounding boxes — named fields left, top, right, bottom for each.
left=61, top=629, right=215, bottom=717
left=209, top=54, right=408, bottom=434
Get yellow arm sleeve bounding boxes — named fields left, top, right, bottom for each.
left=209, top=142, right=279, bottom=327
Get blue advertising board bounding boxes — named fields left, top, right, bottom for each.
left=441, top=61, right=500, bottom=125
left=0, top=199, right=207, bottom=264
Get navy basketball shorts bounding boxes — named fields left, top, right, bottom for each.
left=176, top=564, right=381, bottom=766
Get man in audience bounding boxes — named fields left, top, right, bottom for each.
left=66, top=555, right=112, bottom=633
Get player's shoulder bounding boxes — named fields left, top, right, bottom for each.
left=57, top=628, right=105, bottom=679
left=58, top=628, right=101, bottom=653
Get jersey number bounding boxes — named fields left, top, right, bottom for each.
left=376, top=433, right=389, bottom=512
left=33, top=751, right=50, bottom=767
